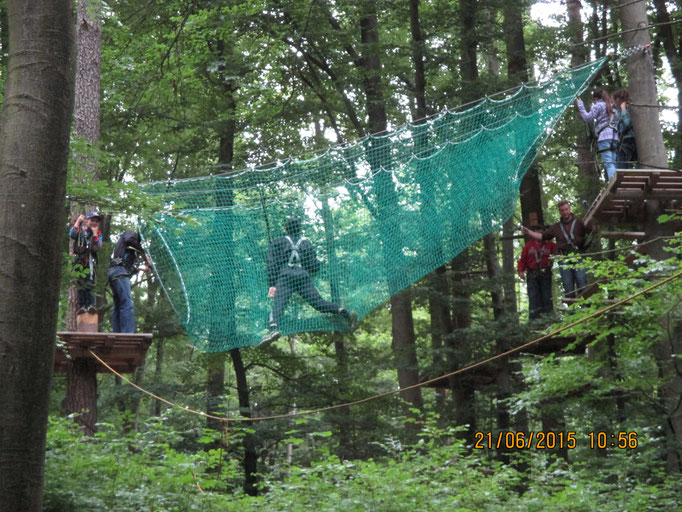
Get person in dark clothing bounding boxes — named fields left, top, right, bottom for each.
left=522, top=201, right=591, bottom=299
left=518, top=226, right=557, bottom=320
left=70, top=211, right=102, bottom=314
left=613, top=89, right=637, bottom=169
left=260, top=217, right=354, bottom=347
left=107, top=230, right=151, bottom=333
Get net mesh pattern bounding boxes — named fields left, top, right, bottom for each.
left=139, top=59, right=606, bottom=352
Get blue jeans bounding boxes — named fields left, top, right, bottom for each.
left=598, top=139, right=617, bottom=180
left=108, top=265, right=135, bottom=333
left=559, top=264, right=587, bottom=299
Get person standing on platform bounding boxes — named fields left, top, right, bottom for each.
left=518, top=226, right=557, bottom=320
left=522, top=201, right=591, bottom=299
left=576, top=88, right=619, bottom=180
left=613, top=89, right=638, bottom=169
left=107, top=230, right=151, bottom=333
left=70, top=211, right=102, bottom=314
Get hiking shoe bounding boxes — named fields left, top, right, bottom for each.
left=87, top=305, right=97, bottom=315
left=76, top=307, right=87, bottom=315
left=259, top=328, right=281, bottom=348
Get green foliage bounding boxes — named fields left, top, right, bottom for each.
left=44, top=414, right=681, bottom=511
left=44, top=1, right=682, bottom=509
left=44, top=416, right=241, bottom=511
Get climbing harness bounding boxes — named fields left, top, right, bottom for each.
left=559, top=218, right=581, bottom=254
left=285, top=236, right=304, bottom=268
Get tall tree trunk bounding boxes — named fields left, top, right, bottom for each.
left=458, top=0, right=478, bottom=100
left=230, top=348, right=259, bottom=496
left=64, top=0, right=103, bottom=434
left=504, top=2, right=544, bottom=227
left=652, top=0, right=682, bottom=168
left=152, top=338, right=164, bottom=417
left=447, top=252, right=475, bottom=444
left=205, top=353, right=226, bottom=432
left=319, top=188, right=354, bottom=459
left=68, top=0, right=103, bottom=331
left=66, top=359, right=98, bottom=435
left=502, top=0, right=531, bottom=447
left=409, top=0, right=427, bottom=121
left=360, top=0, right=423, bottom=431
left=0, top=1, right=76, bottom=509
left=568, top=0, right=601, bottom=202
left=620, top=0, right=682, bottom=473
left=484, top=233, right=514, bottom=463
left=409, top=0, right=451, bottom=414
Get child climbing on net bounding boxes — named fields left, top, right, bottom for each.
left=260, top=217, right=356, bottom=347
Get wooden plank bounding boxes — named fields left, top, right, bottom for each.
left=585, top=169, right=682, bottom=226
left=76, top=312, right=98, bottom=333
left=54, top=332, right=153, bottom=374
left=601, top=231, right=646, bottom=240
left=612, top=190, right=682, bottom=200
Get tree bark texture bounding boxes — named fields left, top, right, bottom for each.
left=567, top=0, right=601, bottom=202
left=409, top=0, right=427, bottom=121
left=359, top=0, right=423, bottom=430
left=229, top=348, right=259, bottom=496
left=447, top=252, right=476, bottom=444
left=652, top=0, right=682, bottom=168
left=620, top=0, right=682, bottom=472
left=205, top=352, right=227, bottom=432
left=68, top=0, right=103, bottom=330
left=458, top=0, right=478, bottom=101
left=74, top=0, right=102, bottom=146
left=66, top=359, right=98, bottom=435
left=0, top=1, right=75, bottom=509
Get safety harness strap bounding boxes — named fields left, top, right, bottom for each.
left=285, top=236, right=305, bottom=267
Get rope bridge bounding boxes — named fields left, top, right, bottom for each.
left=139, top=58, right=607, bottom=352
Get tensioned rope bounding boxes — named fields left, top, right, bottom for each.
left=89, top=267, right=682, bottom=425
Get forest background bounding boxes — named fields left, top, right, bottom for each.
left=1, top=0, right=682, bottom=510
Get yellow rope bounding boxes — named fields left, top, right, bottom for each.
left=89, top=268, right=682, bottom=425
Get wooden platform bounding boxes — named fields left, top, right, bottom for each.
left=584, top=169, right=682, bottom=225
left=55, top=332, right=153, bottom=373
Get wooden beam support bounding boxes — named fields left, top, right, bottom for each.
left=600, top=231, right=646, bottom=240
left=55, top=332, right=153, bottom=374
left=585, top=169, right=682, bottom=225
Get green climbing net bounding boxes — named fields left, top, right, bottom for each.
left=139, top=58, right=606, bottom=352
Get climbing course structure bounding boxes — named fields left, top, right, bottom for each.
left=139, top=58, right=607, bottom=351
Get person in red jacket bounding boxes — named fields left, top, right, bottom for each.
left=518, top=226, right=557, bottom=320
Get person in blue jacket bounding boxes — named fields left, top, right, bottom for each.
left=260, top=217, right=354, bottom=347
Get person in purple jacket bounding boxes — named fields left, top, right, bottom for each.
left=576, top=88, right=619, bottom=180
